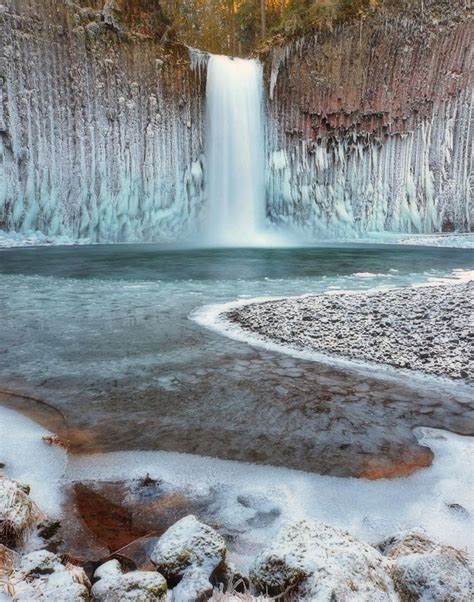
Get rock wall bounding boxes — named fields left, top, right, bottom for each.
left=264, top=0, right=473, bottom=237
left=1, top=0, right=472, bottom=242
left=0, top=0, right=205, bottom=242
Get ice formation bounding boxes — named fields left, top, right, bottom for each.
left=0, top=3, right=205, bottom=243
left=0, top=1, right=471, bottom=244
left=2, top=406, right=472, bottom=573
left=265, top=91, right=472, bottom=238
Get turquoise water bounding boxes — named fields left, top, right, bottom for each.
left=0, top=244, right=472, bottom=475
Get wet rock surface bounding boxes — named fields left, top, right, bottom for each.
left=61, top=480, right=208, bottom=562
left=227, top=282, right=474, bottom=381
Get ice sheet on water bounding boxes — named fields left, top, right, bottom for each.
left=1, top=407, right=472, bottom=570
left=0, top=407, right=67, bottom=516
left=57, top=427, right=474, bottom=567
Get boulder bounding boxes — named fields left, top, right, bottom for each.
left=250, top=520, right=396, bottom=600
left=91, top=559, right=167, bottom=601
left=378, top=529, right=473, bottom=601
left=151, top=515, right=226, bottom=600
left=172, top=566, right=214, bottom=601
left=0, top=477, right=42, bottom=548
left=10, top=549, right=90, bottom=601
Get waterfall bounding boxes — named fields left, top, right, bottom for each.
left=2, top=0, right=471, bottom=245
left=204, top=55, right=266, bottom=246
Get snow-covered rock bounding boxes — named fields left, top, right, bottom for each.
left=0, top=478, right=42, bottom=548
left=172, top=566, right=214, bottom=601
left=91, top=559, right=167, bottom=601
left=9, top=549, right=90, bottom=600
left=210, top=594, right=269, bottom=601
left=250, top=520, right=396, bottom=600
left=378, top=529, right=473, bottom=601
left=151, top=515, right=226, bottom=601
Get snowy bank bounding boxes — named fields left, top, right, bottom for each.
left=222, top=281, right=473, bottom=381
left=1, top=406, right=473, bottom=571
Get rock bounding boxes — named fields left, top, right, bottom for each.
left=85, top=21, right=104, bottom=37
left=91, top=559, right=167, bottom=601
left=141, top=473, right=160, bottom=487
left=10, top=549, right=90, bottom=601
left=446, top=503, right=470, bottom=518
left=250, top=520, right=396, bottom=600
left=151, top=515, right=226, bottom=599
left=37, top=519, right=62, bottom=540
left=102, top=0, right=125, bottom=33
left=173, top=566, right=214, bottom=601
left=0, top=477, right=42, bottom=548
left=378, top=529, right=473, bottom=601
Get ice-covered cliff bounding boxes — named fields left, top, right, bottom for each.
left=0, top=0, right=472, bottom=243
left=263, top=0, right=473, bottom=237
left=0, top=0, right=205, bottom=242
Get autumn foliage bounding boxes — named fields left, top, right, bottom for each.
left=161, top=0, right=381, bottom=55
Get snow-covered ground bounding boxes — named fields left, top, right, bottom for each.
left=1, top=406, right=472, bottom=570
left=218, top=281, right=473, bottom=380
left=1, top=229, right=473, bottom=249
left=360, top=232, right=474, bottom=248
left=0, top=230, right=91, bottom=249
left=191, top=269, right=474, bottom=390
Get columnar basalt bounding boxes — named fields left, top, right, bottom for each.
left=0, top=0, right=206, bottom=242
left=0, top=0, right=472, bottom=242
left=263, top=0, right=473, bottom=237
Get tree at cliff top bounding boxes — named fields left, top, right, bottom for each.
left=160, top=0, right=382, bottom=56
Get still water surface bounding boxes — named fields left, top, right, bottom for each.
left=0, top=243, right=472, bottom=476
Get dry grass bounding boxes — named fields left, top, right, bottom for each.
left=0, top=545, right=18, bottom=598
left=0, top=478, right=43, bottom=549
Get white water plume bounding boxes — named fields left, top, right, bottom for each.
left=203, top=55, right=268, bottom=246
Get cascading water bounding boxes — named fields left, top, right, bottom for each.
left=204, top=55, right=267, bottom=246
left=1, top=0, right=471, bottom=245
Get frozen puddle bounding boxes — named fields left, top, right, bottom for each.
left=1, top=405, right=472, bottom=570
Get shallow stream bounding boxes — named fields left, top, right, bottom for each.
left=1, top=243, right=473, bottom=477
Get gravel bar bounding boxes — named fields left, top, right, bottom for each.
left=226, top=282, right=474, bottom=381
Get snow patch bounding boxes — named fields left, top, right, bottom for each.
left=189, top=275, right=474, bottom=390
left=0, top=230, right=91, bottom=249
left=0, top=407, right=67, bottom=517
left=1, top=407, right=472, bottom=571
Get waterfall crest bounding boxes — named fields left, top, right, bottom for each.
left=204, top=55, right=266, bottom=246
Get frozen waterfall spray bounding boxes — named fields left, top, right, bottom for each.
left=204, top=55, right=266, bottom=245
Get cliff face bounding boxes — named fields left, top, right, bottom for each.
left=0, top=0, right=205, bottom=242
left=264, top=0, right=473, bottom=236
left=0, top=0, right=472, bottom=242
